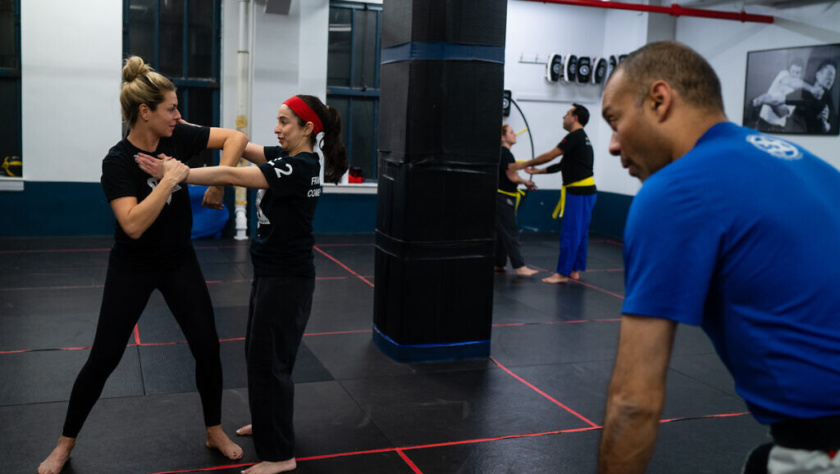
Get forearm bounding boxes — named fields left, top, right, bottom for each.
left=119, top=178, right=181, bottom=238
left=217, top=132, right=249, bottom=167
left=599, top=392, right=664, bottom=473
left=187, top=165, right=268, bottom=189
left=186, top=167, right=239, bottom=187
left=598, top=315, right=675, bottom=474
left=525, top=150, right=560, bottom=167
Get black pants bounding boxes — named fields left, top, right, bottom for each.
left=742, top=415, right=840, bottom=474
left=495, top=193, right=525, bottom=269
left=62, top=251, right=223, bottom=438
left=246, top=275, right=315, bottom=461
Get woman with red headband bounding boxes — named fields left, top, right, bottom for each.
left=138, top=94, right=347, bottom=474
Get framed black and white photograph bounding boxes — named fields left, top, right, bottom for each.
left=743, top=43, right=840, bottom=135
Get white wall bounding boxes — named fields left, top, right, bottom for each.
left=503, top=0, right=647, bottom=194
left=676, top=4, right=840, bottom=169
left=503, top=1, right=606, bottom=192
left=505, top=0, right=840, bottom=197
left=18, top=0, right=328, bottom=184
left=21, top=0, right=123, bottom=183
left=16, top=0, right=840, bottom=190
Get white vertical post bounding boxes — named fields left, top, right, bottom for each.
left=234, top=0, right=252, bottom=240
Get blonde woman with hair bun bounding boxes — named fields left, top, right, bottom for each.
left=38, top=56, right=248, bottom=474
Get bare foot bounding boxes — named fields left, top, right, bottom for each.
left=38, top=436, right=75, bottom=474
left=242, top=459, right=297, bottom=474
left=570, top=271, right=581, bottom=280
left=542, top=273, right=570, bottom=284
left=515, top=266, right=539, bottom=277
left=206, top=425, right=243, bottom=460
left=494, top=266, right=506, bottom=273
left=236, top=424, right=253, bottom=436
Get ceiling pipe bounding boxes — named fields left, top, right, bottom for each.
left=524, top=0, right=774, bottom=23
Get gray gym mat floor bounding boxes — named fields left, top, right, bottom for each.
left=0, top=233, right=768, bottom=473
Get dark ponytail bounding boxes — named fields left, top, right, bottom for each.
left=296, top=95, right=349, bottom=184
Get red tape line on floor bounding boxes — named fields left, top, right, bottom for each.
left=490, top=356, right=601, bottom=429
left=142, top=412, right=751, bottom=473
left=313, top=245, right=374, bottom=287
left=396, top=448, right=424, bottom=474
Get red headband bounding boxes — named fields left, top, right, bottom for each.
left=283, top=96, right=324, bottom=135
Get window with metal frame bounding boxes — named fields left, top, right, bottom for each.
left=123, top=0, right=221, bottom=167
left=327, top=1, right=381, bottom=182
left=0, top=0, right=21, bottom=178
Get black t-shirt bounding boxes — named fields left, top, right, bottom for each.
left=101, top=123, right=210, bottom=265
left=498, top=147, right=518, bottom=193
left=250, top=146, right=321, bottom=277
left=547, top=128, right=596, bottom=195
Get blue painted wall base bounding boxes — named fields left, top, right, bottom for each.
left=1, top=184, right=632, bottom=238
left=372, top=325, right=491, bottom=364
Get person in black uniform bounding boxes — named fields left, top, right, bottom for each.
left=519, top=103, right=597, bottom=284
left=38, top=57, right=248, bottom=474
left=495, top=124, right=538, bottom=276
left=138, top=94, right=348, bottom=474
left=787, top=61, right=837, bottom=134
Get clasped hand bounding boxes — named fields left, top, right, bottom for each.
left=135, top=153, right=225, bottom=210
left=135, top=153, right=188, bottom=181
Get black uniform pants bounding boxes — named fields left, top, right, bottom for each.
left=495, top=193, right=525, bottom=269
left=62, top=251, right=223, bottom=438
left=246, top=275, right=315, bottom=461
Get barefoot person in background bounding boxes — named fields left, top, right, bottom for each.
left=519, top=104, right=597, bottom=284
left=495, top=124, right=539, bottom=277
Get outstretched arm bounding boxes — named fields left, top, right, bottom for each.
left=505, top=165, right=537, bottom=191
left=136, top=153, right=269, bottom=189
left=599, top=315, right=677, bottom=474
left=187, top=165, right=269, bottom=189
left=511, top=147, right=564, bottom=170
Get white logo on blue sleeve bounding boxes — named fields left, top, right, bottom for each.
left=746, top=135, right=802, bottom=161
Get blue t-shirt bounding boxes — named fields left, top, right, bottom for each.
left=622, top=122, right=840, bottom=424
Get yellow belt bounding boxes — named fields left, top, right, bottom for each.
left=498, top=188, right=527, bottom=211
left=553, top=176, right=595, bottom=219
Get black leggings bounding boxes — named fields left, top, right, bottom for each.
left=62, top=251, right=223, bottom=438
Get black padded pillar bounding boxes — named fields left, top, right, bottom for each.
left=373, top=0, right=507, bottom=362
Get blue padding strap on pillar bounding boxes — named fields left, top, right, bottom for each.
left=381, top=42, right=505, bottom=65
left=372, top=324, right=491, bottom=363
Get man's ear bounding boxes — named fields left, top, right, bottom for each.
left=648, top=80, right=673, bottom=122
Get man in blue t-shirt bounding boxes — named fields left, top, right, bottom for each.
left=598, top=41, right=840, bottom=474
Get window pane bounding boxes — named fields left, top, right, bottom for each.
left=0, top=0, right=15, bottom=69
left=128, top=0, right=155, bottom=66
left=186, top=88, right=214, bottom=167
left=188, top=0, right=213, bottom=78
left=327, top=8, right=351, bottom=88
left=350, top=97, right=376, bottom=180
left=159, top=0, right=185, bottom=77
left=0, top=79, right=21, bottom=175
left=352, top=10, right=377, bottom=89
